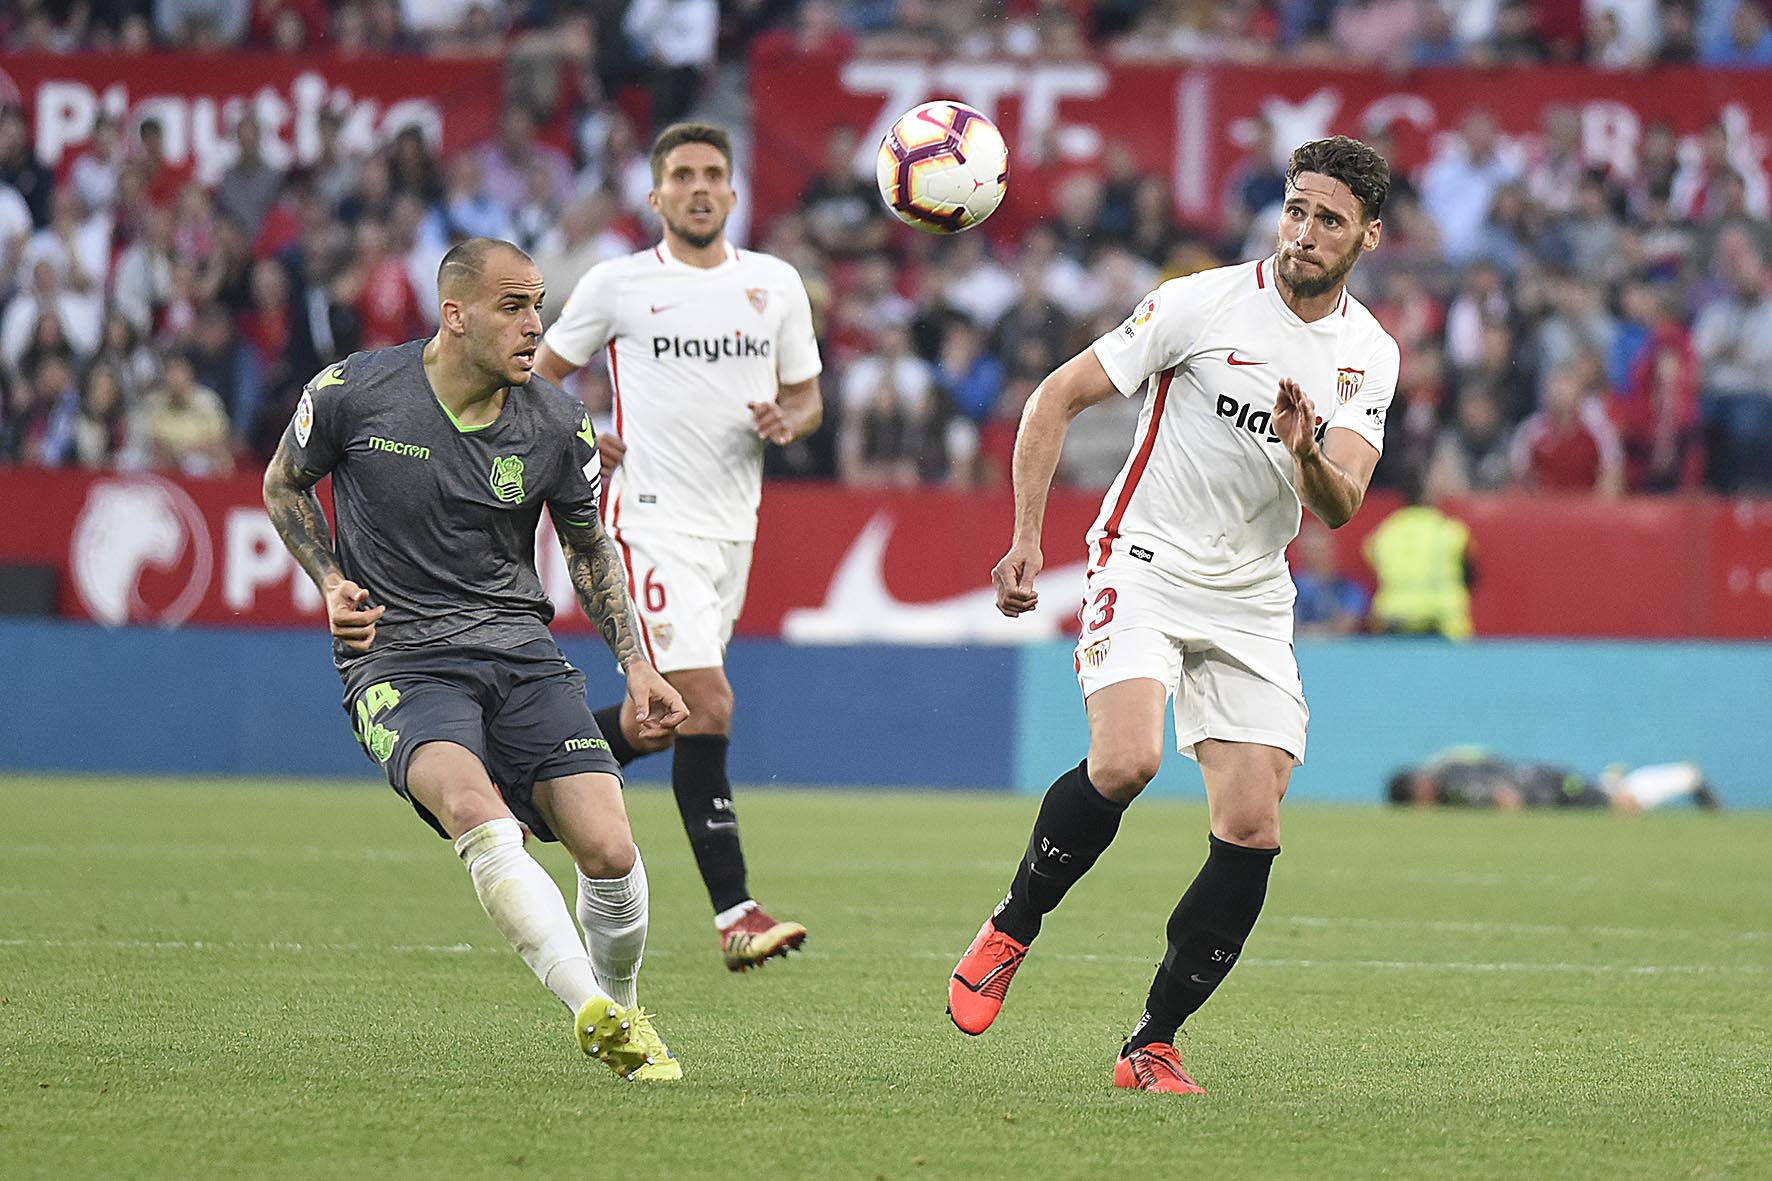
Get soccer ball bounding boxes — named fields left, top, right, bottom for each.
left=875, top=101, right=1009, bottom=234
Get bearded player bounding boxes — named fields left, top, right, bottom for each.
left=536, top=124, right=823, bottom=972
left=946, top=137, right=1400, bottom=1094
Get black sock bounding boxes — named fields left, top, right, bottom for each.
left=672, top=734, right=749, bottom=913
left=1125, top=835, right=1279, bottom=1053
left=991, top=760, right=1128, bottom=945
left=591, top=704, right=644, bottom=767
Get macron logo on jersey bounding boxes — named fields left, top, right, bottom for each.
left=652, top=332, right=774, bottom=363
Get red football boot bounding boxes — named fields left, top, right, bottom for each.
left=1113, top=1043, right=1206, bottom=1094
left=947, top=919, right=1029, bottom=1035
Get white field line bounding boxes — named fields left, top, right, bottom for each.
left=0, top=937, right=1764, bottom=977
left=908, top=949, right=1768, bottom=976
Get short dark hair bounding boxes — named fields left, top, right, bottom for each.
left=1286, top=135, right=1391, bottom=221
left=649, top=122, right=733, bottom=186
left=437, top=237, right=532, bottom=298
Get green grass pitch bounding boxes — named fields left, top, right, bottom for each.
left=2, top=776, right=1768, bottom=1179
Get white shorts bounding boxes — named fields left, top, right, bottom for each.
left=1073, top=560, right=1308, bottom=764
left=609, top=527, right=753, bottom=674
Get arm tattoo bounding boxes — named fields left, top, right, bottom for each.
left=557, top=519, right=648, bottom=669
left=262, top=440, right=343, bottom=591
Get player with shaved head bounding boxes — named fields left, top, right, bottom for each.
left=263, top=236, right=690, bottom=1082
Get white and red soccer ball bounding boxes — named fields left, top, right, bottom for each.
left=875, top=101, right=1009, bottom=234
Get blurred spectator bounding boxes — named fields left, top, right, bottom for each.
left=0, top=181, right=30, bottom=294
left=67, top=113, right=127, bottom=215
left=1691, top=232, right=1772, bottom=491
left=838, top=322, right=942, bottom=485
left=1408, top=2, right=1464, bottom=65
left=441, top=153, right=513, bottom=242
left=4, top=350, right=80, bottom=467
left=1655, top=0, right=1700, bottom=62
left=134, top=351, right=233, bottom=475
left=1699, top=0, right=1772, bottom=64
left=623, top=0, right=720, bottom=124
left=1672, top=121, right=1771, bottom=223
left=1292, top=519, right=1369, bottom=636
left=1430, top=381, right=1516, bottom=492
left=1363, top=462, right=1476, bottom=639
left=534, top=193, right=634, bottom=326
left=1479, top=0, right=1550, bottom=63
left=72, top=363, right=130, bottom=469
left=934, top=318, right=1006, bottom=425
left=341, top=220, right=424, bottom=351
left=22, top=190, right=109, bottom=318
left=478, top=104, right=573, bottom=217
left=1512, top=361, right=1626, bottom=494
left=215, top=114, right=283, bottom=236
left=156, top=0, right=251, bottom=47
left=112, top=206, right=177, bottom=336
left=311, top=109, right=365, bottom=213
left=387, top=126, right=444, bottom=206
left=2, top=260, right=101, bottom=375
left=0, top=107, right=53, bottom=229
left=1616, top=289, right=1704, bottom=492
left=799, top=126, right=892, bottom=259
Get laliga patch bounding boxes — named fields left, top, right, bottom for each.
left=294, top=389, right=314, bottom=447
left=1082, top=637, right=1112, bottom=669
left=1119, top=292, right=1159, bottom=338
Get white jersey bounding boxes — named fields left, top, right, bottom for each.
left=1087, top=255, right=1399, bottom=593
left=544, top=241, right=822, bottom=542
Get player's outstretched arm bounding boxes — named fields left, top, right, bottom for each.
left=993, top=349, right=1120, bottom=617
left=1274, top=377, right=1378, bottom=528
left=555, top=518, right=689, bottom=738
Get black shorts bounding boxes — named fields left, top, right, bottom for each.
left=339, top=638, right=621, bottom=841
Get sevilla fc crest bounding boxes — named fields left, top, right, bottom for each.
left=746, top=287, right=768, bottom=314
left=1081, top=638, right=1111, bottom=669
left=650, top=622, right=674, bottom=651
left=1335, top=367, right=1365, bottom=403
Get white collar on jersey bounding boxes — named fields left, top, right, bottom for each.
left=655, top=239, right=740, bottom=270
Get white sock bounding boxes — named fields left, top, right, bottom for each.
left=713, top=899, right=757, bottom=931
left=454, top=818, right=601, bottom=1012
left=1620, top=762, right=1703, bottom=809
left=576, top=847, right=649, bottom=1009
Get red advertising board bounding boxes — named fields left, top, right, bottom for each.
left=1, top=53, right=503, bottom=185
left=748, top=53, right=1772, bottom=232
left=1, top=468, right=1767, bottom=639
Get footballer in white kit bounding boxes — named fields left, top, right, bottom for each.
left=537, top=123, right=823, bottom=972
left=948, top=137, right=1400, bottom=1095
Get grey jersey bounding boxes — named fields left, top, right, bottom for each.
left=281, top=340, right=602, bottom=665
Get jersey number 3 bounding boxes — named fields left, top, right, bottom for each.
left=1087, top=587, right=1117, bottom=631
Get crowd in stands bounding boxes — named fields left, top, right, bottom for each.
left=2, top=0, right=1772, bottom=497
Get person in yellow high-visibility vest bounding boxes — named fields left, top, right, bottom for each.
left=1363, top=464, right=1475, bottom=638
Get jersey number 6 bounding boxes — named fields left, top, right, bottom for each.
left=643, top=568, right=668, bottom=614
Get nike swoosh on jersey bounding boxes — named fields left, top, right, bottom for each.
left=1226, top=352, right=1267, bottom=366
left=649, top=304, right=676, bottom=314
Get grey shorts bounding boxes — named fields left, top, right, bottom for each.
left=339, top=639, right=621, bottom=841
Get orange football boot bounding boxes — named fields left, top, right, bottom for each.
left=947, top=919, right=1029, bottom=1035
left=1114, top=1043, right=1205, bottom=1094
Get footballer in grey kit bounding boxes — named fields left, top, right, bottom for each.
left=287, top=339, right=602, bottom=662
left=263, top=237, right=690, bottom=1083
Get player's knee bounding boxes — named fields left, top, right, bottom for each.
left=1212, top=810, right=1281, bottom=849
left=679, top=683, right=734, bottom=735
left=573, top=822, right=638, bottom=879
left=1088, top=747, right=1161, bottom=803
